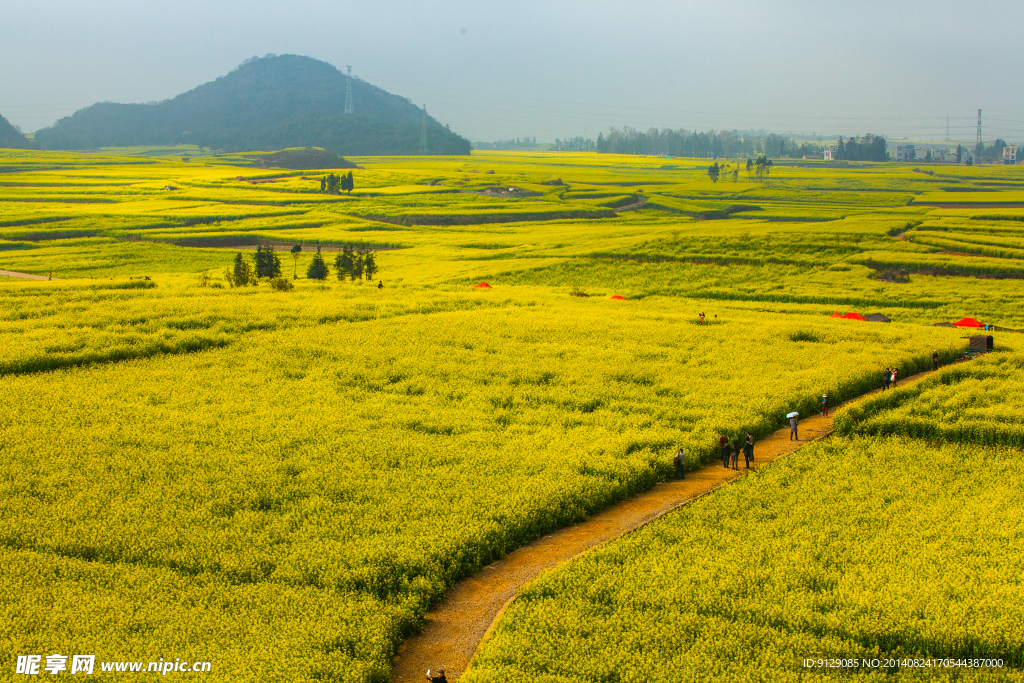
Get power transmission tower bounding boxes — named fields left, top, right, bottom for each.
left=344, top=66, right=353, bottom=115
left=419, top=105, right=428, bottom=155
left=976, top=109, right=983, bottom=156
left=945, top=116, right=949, bottom=142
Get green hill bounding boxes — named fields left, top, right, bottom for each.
left=0, top=114, right=35, bottom=149
left=33, top=55, right=471, bottom=155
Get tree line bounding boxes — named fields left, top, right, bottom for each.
left=706, top=156, right=773, bottom=183
left=223, top=243, right=379, bottom=288
left=321, top=172, right=355, bottom=193
left=592, top=126, right=889, bottom=161
left=834, top=135, right=888, bottom=162
left=552, top=136, right=596, bottom=152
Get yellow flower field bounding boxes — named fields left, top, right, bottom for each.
left=1, top=147, right=1023, bottom=680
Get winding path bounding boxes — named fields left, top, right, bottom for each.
left=390, top=369, right=939, bottom=681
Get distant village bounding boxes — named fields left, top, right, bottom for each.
left=812, top=141, right=1018, bottom=165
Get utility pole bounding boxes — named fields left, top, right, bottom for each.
left=344, top=66, right=353, bottom=115
left=419, top=105, right=428, bottom=155
left=976, top=109, right=983, bottom=157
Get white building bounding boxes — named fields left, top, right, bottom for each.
left=894, top=145, right=915, bottom=162
left=823, top=146, right=836, bottom=161
left=1004, top=144, right=1017, bottom=164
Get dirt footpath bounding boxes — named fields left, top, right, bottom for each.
left=0, top=269, right=59, bottom=281
left=390, top=370, right=937, bottom=681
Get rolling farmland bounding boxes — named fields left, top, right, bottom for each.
left=2, top=148, right=1023, bottom=681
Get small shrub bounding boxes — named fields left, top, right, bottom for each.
left=789, top=330, right=823, bottom=342
left=269, top=277, right=294, bottom=291
left=877, top=269, right=911, bottom=284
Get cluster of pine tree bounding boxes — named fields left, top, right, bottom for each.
left=835, top=135, right=888, bottom=162
left=254, top=245, right=282, bottom=277
left=225, top=253, right=255, bottom=287
left=321, top=172, right=355, bottom=193
left=302, top=245, right=380, bottom=281
left=334, top=246, right=378, bottom=281
left=224, top=245, right=283, bottom=286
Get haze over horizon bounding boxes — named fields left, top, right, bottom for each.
left=2, top=0, right=1022, bottom=145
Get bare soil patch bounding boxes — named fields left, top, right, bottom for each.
left=0, top=269, right=61, bottom=281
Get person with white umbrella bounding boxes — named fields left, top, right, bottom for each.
left=788, top=411, right=799, bottom=440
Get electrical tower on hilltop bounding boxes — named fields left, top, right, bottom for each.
left=344, top=66, right=353, bottom=115
left=419, top=106, right=428, bottom=155
left=976, top=109, right=983, bottom=156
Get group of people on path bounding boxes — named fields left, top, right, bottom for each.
left=671, top=432, right=756, bottom=480
left=718, top=434, right=755, bottom=470
left=881, top=367, right=899, bottom=391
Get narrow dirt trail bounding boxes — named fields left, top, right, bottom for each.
left=390, top=369, right=938, bottom=682
left=0, top=269, right=59, bottom=281
left=613, top=196, right=648, bottom=212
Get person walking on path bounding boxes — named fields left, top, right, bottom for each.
left=932, top=350, right=939, bottom=371
left=789, top=414, right=799, bottom=441
left=882, top=368, right=891, bottom=391
left=891, top=367, right=898, bottom=388
left=425, top=669, right=447, bottom=683
left=673, top=449, right=686, bottom=480
left=820, top=393, right=829, bottom=417
left=731, top=437, right=741, bottom=470
left=720, top=435, right=730, bottom=468
left=699, top=312, right=705, bottom=325
left=743, top=433, right=754, bottom=469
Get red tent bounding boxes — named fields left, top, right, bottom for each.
left=841, top=312, right=868, bottom=321
left=830, top=311, right=842, bottom=318
left=953, top=317, right=984, bottom=328
left=610, top=295, right=627, bottom=300
left=473, top=282, right=492, bottom=289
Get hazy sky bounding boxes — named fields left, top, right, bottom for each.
left=2, top=1, right=1023, bottom=143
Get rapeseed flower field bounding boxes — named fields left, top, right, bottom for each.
left=1, top=147, right=1022, bottom=680
left=464, top=435, right=1024, bottom=682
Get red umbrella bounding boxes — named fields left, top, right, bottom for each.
left=473, top=282, right=492, bottom=289
left=610, top=295, right=627, bottom=300
left=953, top=317, right=984, bottom=327
left=841, top=312, right=868, bottom=321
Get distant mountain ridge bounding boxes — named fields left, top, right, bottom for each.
left=0, top=114, right=35, bottom=149
left=33, top=55, right=471, bottom=155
